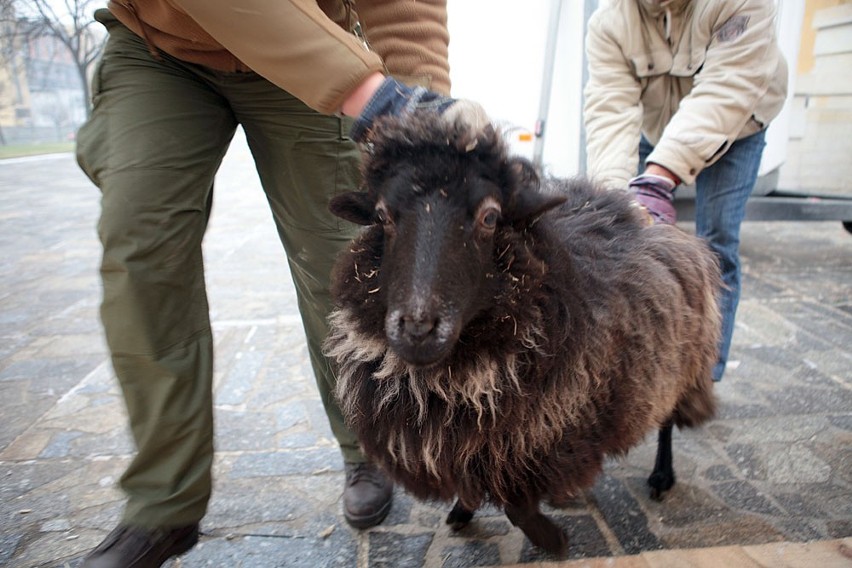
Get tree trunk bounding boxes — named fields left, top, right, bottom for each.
left=77, top=61, right=92, bottom=119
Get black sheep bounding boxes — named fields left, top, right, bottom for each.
left=324, top=113, right=722, bottom=555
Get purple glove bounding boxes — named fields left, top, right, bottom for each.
left=350, top=76, right=489, bottom=143
left=628, top=173, right=677, bottom=225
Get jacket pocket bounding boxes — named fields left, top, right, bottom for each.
left=670, top=48, right=706, bottom=78
left=630, top=49, right=672, bottom=78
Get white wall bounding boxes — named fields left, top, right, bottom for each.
left=447, top=0, right=586, bottom=177
left=777, top=3, right=852, bottom=196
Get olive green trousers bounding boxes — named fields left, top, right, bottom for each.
left=76, top=10, right=363, bottom=528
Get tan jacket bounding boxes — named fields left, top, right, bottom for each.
left=108, top=0, right=451, bottom=115
left=583, top=0, right=788, bottom=188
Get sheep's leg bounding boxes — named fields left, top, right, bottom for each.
left=446, top=499, right=475, bottom=530
left=504, top=500, right=567, bottom=556
left=648, top=420, right=675, bottom=501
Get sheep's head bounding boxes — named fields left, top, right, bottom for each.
left=330, top=113, right=565, bottom=368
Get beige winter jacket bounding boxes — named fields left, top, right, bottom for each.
left=108, top=0, right=450, bottom=115
left=583, top=0, right=788, bottom=188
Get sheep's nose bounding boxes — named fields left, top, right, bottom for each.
left=401, top=313, right=437, bottom=342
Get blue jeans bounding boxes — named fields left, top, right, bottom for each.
left=639, top=129, right=766, bottom=381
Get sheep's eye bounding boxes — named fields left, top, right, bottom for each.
left=479, top=207, right=500, bottom=230
left=375, top=206, right=390, bottom=225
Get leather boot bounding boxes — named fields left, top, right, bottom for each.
left=343, top=461, right=393, bottom=529
left=81, top=523, right=199, bottom=568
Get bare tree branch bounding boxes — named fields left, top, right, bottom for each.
left=4, top=0, right=105, bottom=118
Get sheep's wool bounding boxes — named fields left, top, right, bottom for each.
left=327, top=304, right=615, bottom=509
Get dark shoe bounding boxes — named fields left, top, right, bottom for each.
left=81, top=523, right=199, bottom=568
left=343, top=461, right=393, bottom=529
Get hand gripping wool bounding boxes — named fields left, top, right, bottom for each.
left=324, top=113, right=722, bottom=555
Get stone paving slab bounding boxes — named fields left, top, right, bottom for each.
left=500, top=537, right=852, bottom=568
left=1, top=131, right=850, bottom=567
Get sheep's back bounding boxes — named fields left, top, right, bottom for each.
left=543, top=178, right=721, bottom=438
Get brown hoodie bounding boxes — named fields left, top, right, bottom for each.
left=107, top=0, right=451, bottom=115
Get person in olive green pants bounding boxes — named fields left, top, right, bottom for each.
left=75, top=2, right=488, bottom=566
left=77, top=10, right=366, bottom=529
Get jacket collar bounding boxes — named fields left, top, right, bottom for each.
left=638, top=0, right=690, bottom=18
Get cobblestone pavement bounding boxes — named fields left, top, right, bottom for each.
left=1, top=132, right=850, bottom=567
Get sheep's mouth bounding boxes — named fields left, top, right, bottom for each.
left=385, top=308, right=461, bottom=368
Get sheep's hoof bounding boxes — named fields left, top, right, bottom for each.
left=507, top=509, right=569, bottom=557
left=524, top=522, right=568, bottom=557
left=647, top=470, right=675, bottom=501
left=446, top=500, right=475, bottom=530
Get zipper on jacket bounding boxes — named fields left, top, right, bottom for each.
left=343, top=0, right=369, bottom=51
left=342, top=0, right=388, bottom=75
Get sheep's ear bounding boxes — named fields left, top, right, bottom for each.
left=505, top=158, right=566, bottom=222
left=508, top=157, right=540, bottom=191
left=508, top=191, right=567, bottom=223
left=329, top=192, right=375, bottom=226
